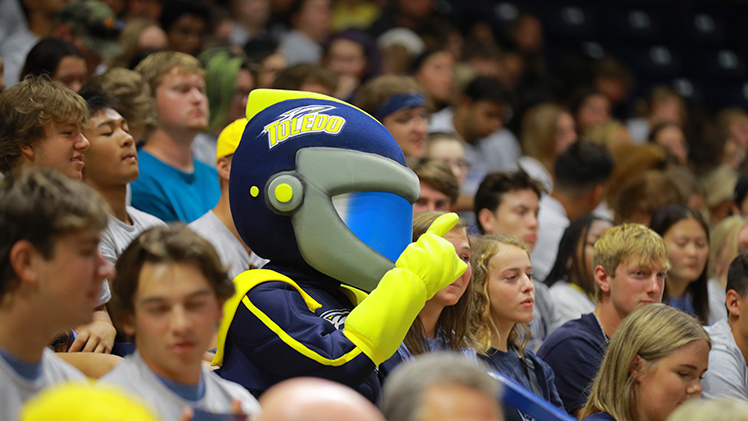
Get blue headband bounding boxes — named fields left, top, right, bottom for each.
left=374, top=92, right=426, bottom=121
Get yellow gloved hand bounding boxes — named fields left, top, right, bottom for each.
left=343, top=213, right=468, bottom=365
left=395, top=212, right=468, bottom=298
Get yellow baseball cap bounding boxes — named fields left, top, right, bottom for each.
left=216, top=118, right=249, bottom=163
left=20, top=383, right=161, bottom=421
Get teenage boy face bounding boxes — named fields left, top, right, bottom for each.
left=126, top=262, right=222, bottom=383
left=83, top=108, right=138, bottom=186
left=155, top=67, right=209, bottom=134
left=480, top=189, right=539, bottom=250
left=22, top=120, right=90, bottom=180
left=596, top=257, right=667, bottom=317
left=30, top=230, right=112, bottom=331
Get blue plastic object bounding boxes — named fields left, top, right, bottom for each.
left=491, top=371, right=578, bottom=421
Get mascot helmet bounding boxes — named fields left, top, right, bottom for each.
left=230, top=89, right=419, bottom=292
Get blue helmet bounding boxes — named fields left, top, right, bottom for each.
left=229, top=89, right=419, bottom=292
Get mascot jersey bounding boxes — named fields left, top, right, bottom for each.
left=213, top=89, right=467, bottom=400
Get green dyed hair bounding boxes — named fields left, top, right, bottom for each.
left=199, top=48, right=250, bottom=133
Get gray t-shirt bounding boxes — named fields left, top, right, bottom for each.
left=702, top=318, right=748, bottom=399
left=189, top=210, right=268, bottom=279
left=100, top=351, right=261, bottom=420
left=100, top=206, right=166, bottom=267
left=0, top=348, right=86, bottom=420
left=98, top=207, right=165, bottom=305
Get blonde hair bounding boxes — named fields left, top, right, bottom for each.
left=521, top=103, right=567, bottom=172
left=592, top=223, right=669, bottom=298
left=403, top=212, right=490, bottom=355
left=0, top=75, right=89, bottom=173
left=668, top=397, right=748, bottom=421
left=709, top=215, right=748, bottom=279
left=581, top=304, right=710, bottom=421
left=470, top=234, right=531, bottom=356
left=585, top=119, right=630, bottom=149
left=135, top=51, right=205, bottom=97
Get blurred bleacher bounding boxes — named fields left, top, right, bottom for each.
left=449, top=0, right=748, bottom=111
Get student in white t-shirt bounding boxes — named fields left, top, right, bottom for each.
left=189, top=118, right=268, bottom=279
left=78, top=86, right=166, bottom=273
left=0, top=169, right=114, bottom=420
left=100, top=225, right=260, bottom=420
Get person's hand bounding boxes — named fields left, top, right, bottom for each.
left=395, top=213, right=467, bottom=299
left=69, top=309, right=116, bottom=353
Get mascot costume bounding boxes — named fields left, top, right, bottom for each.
left=213, top=89, right=465, bottom=401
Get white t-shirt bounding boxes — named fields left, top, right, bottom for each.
left=532, top=194, right=570, bottom=283
left=707, top=278, right=727, bottom=325
left=702, top=318, right=748, bottom=399
left=100, top=351, right=261, bottom=420
left=548, top=281, right=596, bottom=331
left=189, top=210, right=268, bottom=279
left=98, top=207, right=165, bottom=305
left=100, top=206, right=166, bottom=267
left=0, top=348, right=86, bottom=420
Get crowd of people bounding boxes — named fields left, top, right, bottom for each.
left=2, top=0, right=748, bottom=420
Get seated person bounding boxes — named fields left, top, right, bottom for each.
left=0, top=169, right=113, bottom=420
left=79, top=86, right=165, bottom=270
left=355, top=75, right=427, bottom=166
left=100, top=225, right=260, bottom=420
left=0, top=76, right=115, bottom=354
left=538, top=223, right=669, bottom=416
left=412, top=158, right=459, bottom=214
left=189, top=118, right=268, bottom=279
left=545, top=215, right=613, bottom=329
left=580, top=305, right=709, bottom=421
left=132, top=51, right=220, bottom=223
left=471, top=235, right=563, bottom=421
left=702, top=252, right=748, bottom=399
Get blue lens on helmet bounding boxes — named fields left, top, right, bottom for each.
left=333, top=191, right=413, bottom=262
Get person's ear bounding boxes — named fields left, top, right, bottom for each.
left=478, top=208, right=496, bottom=234
left=589, top=185, right=604, bottom=208
left=726, top=289, right=742, bottom=318
left=9, top=240, right=41, bottom=287
left=594, top=265, right=611, bottom=294
left=19, top=143, right=34, bottom=159
left=216, top=156, right=232, bottom=182
left=630, top=354, right=645, bottom=378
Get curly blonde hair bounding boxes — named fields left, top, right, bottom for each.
left=470, top=234, right=531, bottom=356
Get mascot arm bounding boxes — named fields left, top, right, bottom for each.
left=225, top=281, right=376, bottom=389
left=344, top=213, right=468, bottom=365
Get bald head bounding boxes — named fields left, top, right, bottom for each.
left=258, top=378, right=385, bottom=421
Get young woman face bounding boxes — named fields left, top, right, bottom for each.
left=382, top=105, right=428, bottom=159
left=555, top=111, right=578, bottom=156
left=635, top=339, right=709, bottom=421
left=487, top=244, right=535, bottom=325
left=577, top=219, right=614, bottom=278
left=662, top=218, right=708, bottom=286
left=415, top=51, right=455, bottom=105
left=427, top=138, right=468, bottom=186
left=429, top=228, right=471, bottom=307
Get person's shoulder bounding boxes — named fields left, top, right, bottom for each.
left=538, top=314, right=600, bottom=353
left=204, top=369, right=261, bottom=415
left=41, top=349, right=87, bottom=382
left=99, top=353, right=141, bottom=386
left=126, top=206, right=166, bottom=228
